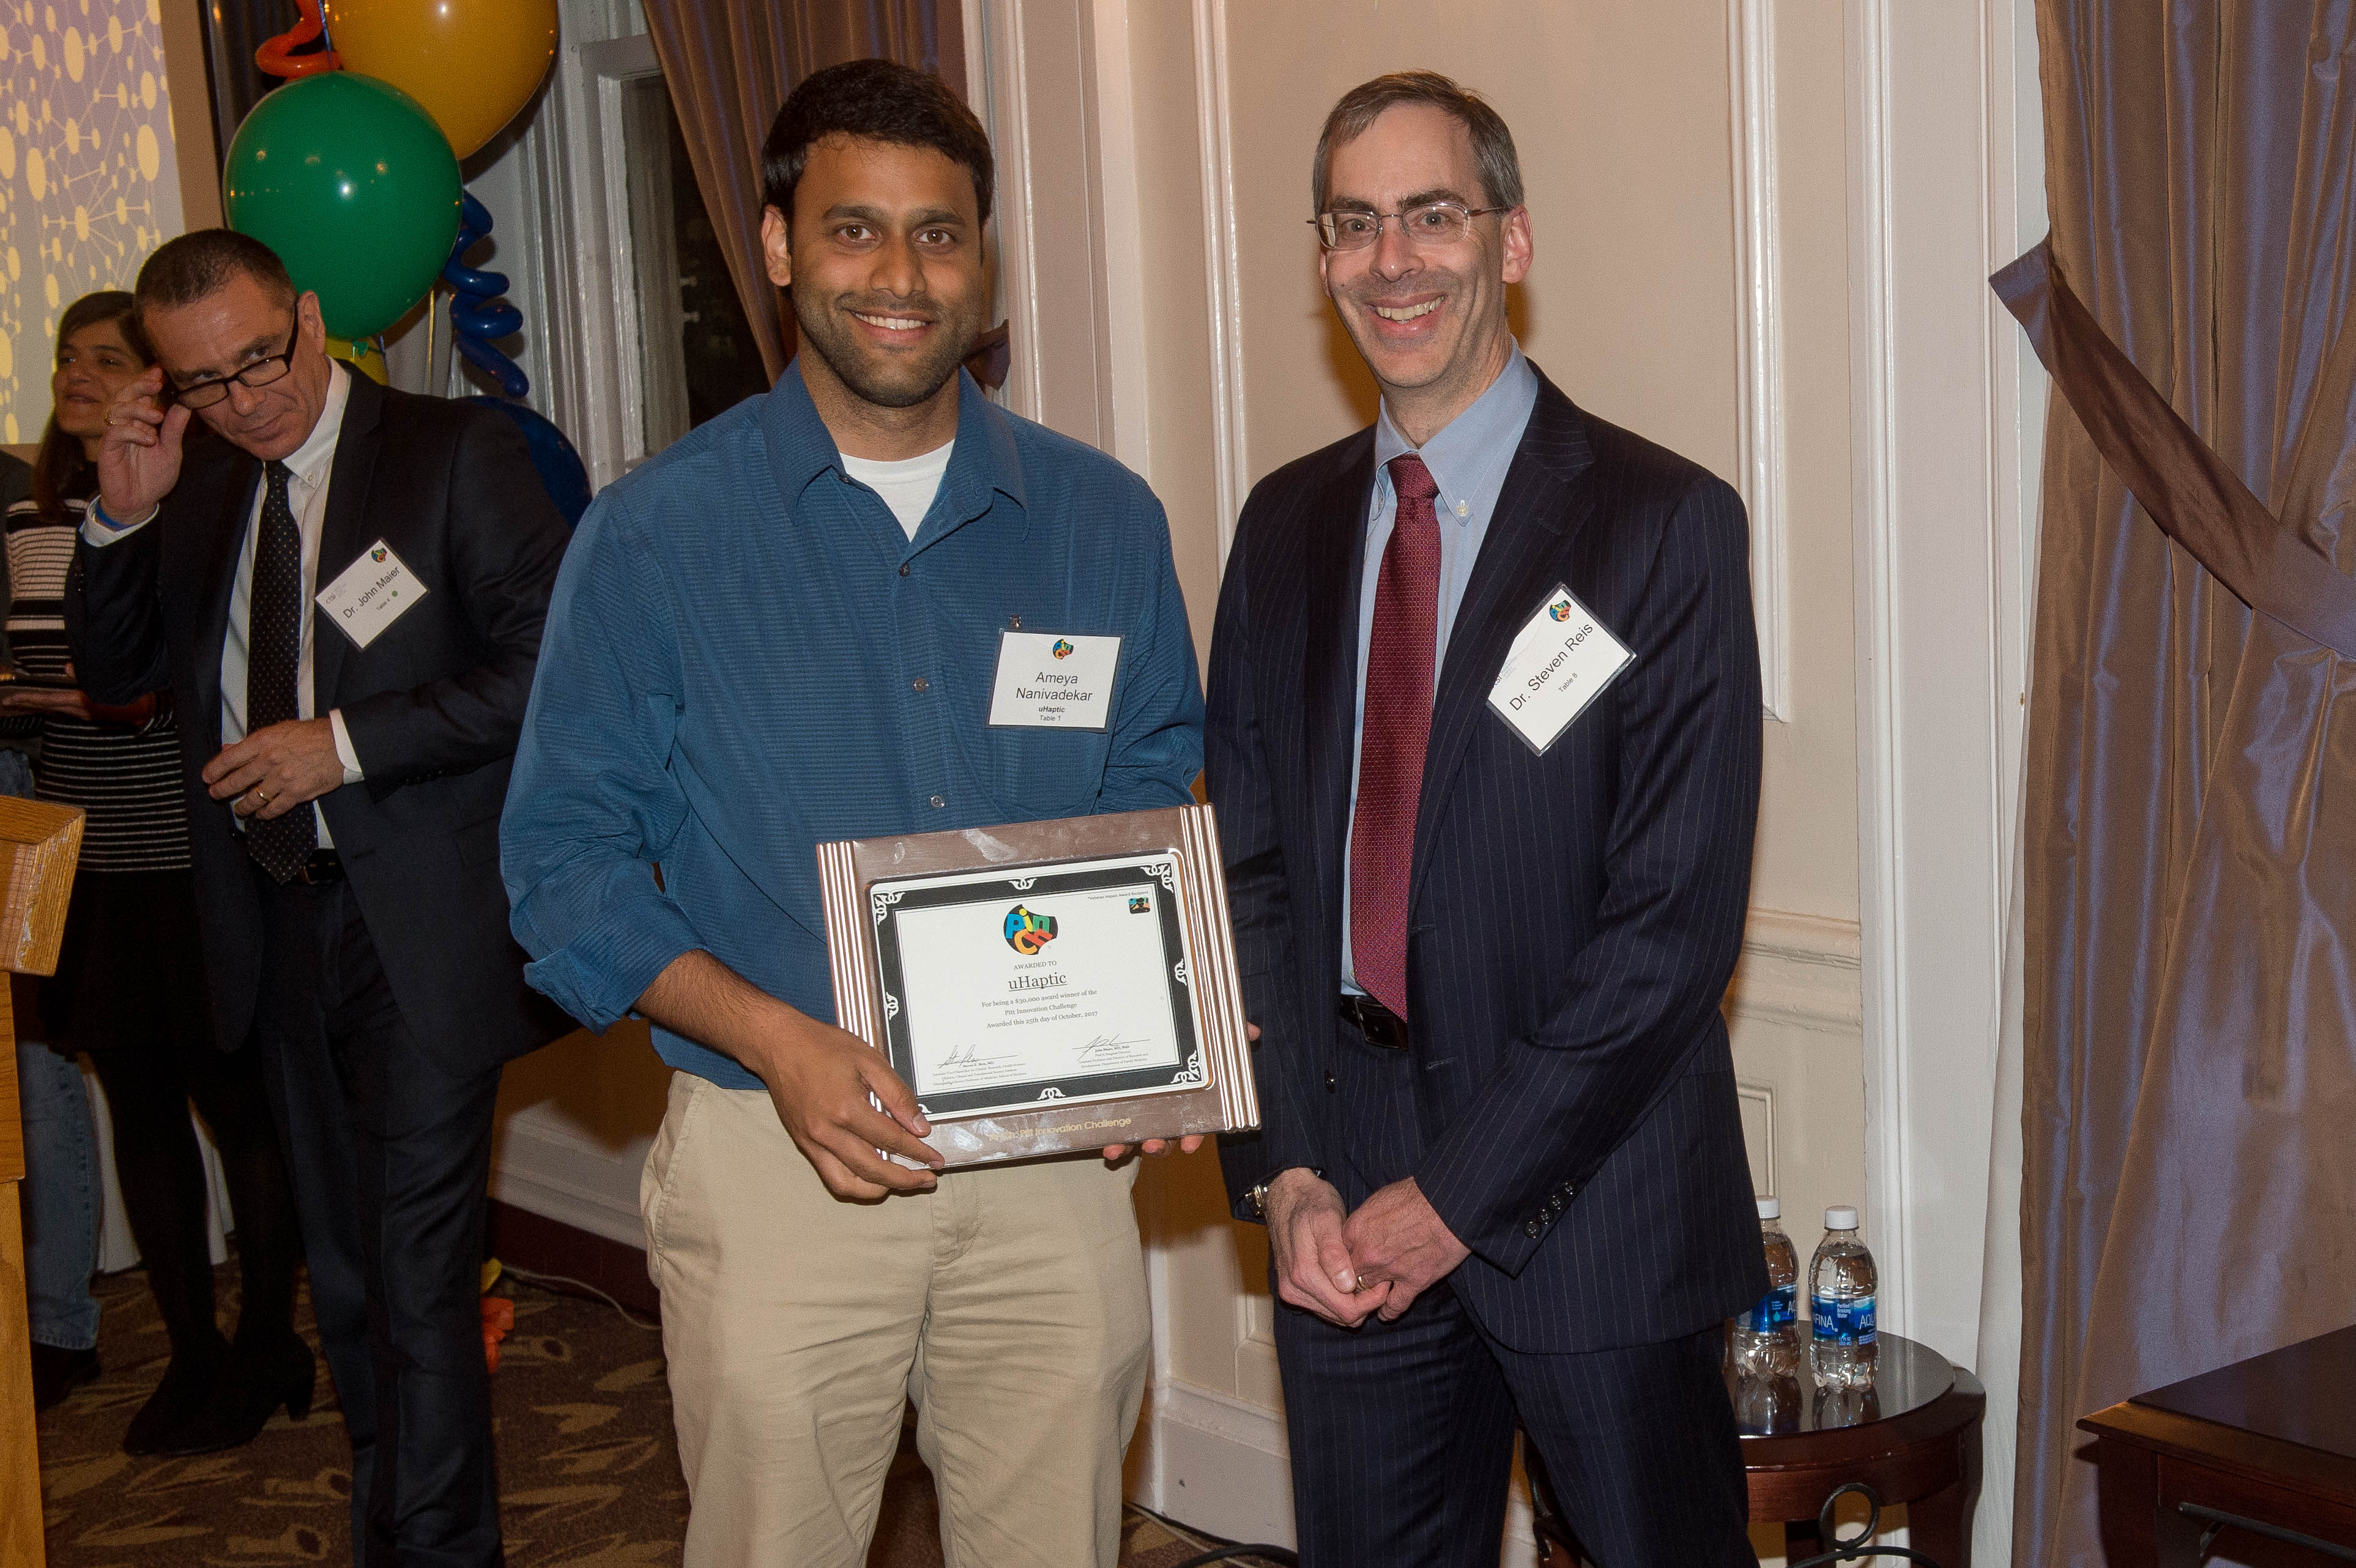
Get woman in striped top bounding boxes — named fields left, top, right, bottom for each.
left=6, top=291, right=303, bottom=1455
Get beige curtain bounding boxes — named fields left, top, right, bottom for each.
left=639, top=1, right=964, bottom=384
left=2002, top=4, right=2356, bottom=1563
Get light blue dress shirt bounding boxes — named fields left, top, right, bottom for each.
left=1341, top=341, right=1541, bottom=995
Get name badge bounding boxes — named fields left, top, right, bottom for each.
left=316, top=540, right=428, bottom=650
left=987, top=631, right=1122, bottom=730
left=1486, top=584, right=1632, bottom=754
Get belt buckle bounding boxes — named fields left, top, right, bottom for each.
left=1339, top=994, right=1410, bottom=1051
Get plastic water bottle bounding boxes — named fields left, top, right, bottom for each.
left=1730, top=1197, right=1801, bottom=1377
left=1810, top=1206, right=1878, bottom=1388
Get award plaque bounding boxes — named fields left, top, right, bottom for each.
left=817, top=803, right=1258, bottom=1166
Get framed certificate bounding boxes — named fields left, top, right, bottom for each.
left=817, top=803, right=1258, bottom=1166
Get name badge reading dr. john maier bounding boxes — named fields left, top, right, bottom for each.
left=987, top=631, right=1123, bottom=730
left=1487, top=585, right=1633, bottom=754
left=315, top=540, right=428, bottom=650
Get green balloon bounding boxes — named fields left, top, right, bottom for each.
left=223, top=73, right=461, bottom=340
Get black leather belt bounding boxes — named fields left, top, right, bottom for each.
left=1337, top=993, right=1411, bottom=1050
left=289, top=849, right=343, bottom=885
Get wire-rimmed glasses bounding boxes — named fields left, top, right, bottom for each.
left=1310, top=202, right=1509, bottom=251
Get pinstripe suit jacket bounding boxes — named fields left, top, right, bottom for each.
left=1209, top=371, right=1768, bottom=1354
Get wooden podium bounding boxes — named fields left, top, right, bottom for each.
left=0, top=798, right=86, bottom=1568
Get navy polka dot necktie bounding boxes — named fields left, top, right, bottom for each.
left=245, top=459, right=317, bottom=883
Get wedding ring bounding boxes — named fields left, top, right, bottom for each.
left=253, top=789, right=273, bottom=806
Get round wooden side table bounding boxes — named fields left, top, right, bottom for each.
left=1527, top=1333, right=1986, bottom=1566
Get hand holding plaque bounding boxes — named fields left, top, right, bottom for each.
left=633, top=949, right=944, bottom=1200
left=817, top=803, right=1260, bottom=1166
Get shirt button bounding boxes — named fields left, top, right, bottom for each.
left=912, top=677, right=929, bottom=692
left=899, top=563, right=910, bottom=577
left=1455, top=500, right=1469, bottom=517
left=929, top=794, right=945, bottom=809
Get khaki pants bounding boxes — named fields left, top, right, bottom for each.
left=642, top=1072, right=1151, bottom=1567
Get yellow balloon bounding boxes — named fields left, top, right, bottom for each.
left=324, top=335, right=388, bottom=384
left=321, top=0, right=559, bottom=160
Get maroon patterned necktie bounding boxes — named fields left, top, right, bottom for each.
left=1350, top=453, right=1442, bottom=1019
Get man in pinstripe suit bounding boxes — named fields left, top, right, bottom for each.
left=1208, top=72, right=1765, bottom=1567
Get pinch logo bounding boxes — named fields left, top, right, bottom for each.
left=1548, top=598, right=1574, bottom=622
left=1003, top=904, right=1059, bottom=955
left=371, top=547, right=388, bottom=563
left=1052, top=639, right=1076, bottom=659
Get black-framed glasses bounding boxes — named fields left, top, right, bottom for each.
left=171, top=329, right=298, bottom=409
left=1310, top=202, right=1510, bottom=251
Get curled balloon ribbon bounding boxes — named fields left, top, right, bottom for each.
left=442, top=191, right=530, bottom=399
left=255, top=0, right=340, bottom=78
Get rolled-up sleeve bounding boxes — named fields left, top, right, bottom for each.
left=500, top=499, right=702, bottom=1031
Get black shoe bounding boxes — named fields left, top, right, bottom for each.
left=30, top=1343, right=98, bottom=1411
left=155, top=1334, right=314, bottom=1456
left=122, top=1337, right=229, bottom=1455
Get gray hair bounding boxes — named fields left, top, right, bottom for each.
left=1311, top=71, right=1525, bottom=215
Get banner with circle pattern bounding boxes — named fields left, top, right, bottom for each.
left=0, top=0, right=184, bottom=445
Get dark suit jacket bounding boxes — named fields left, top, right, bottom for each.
left=67, top=373, right=571, bottom=1076
left=1209, top=371, right=1768, bottom=1354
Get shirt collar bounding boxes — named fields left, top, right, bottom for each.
left=763, top=359, right=1027, bottom=527
left=281, top=361, right=351, bottom=488
left=1372, top=340, right=1539, bottom=513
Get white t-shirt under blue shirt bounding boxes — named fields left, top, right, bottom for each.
left=841, top=440, right=954, bottom=540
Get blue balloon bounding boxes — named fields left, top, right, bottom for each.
left=463, top=397, right=592, bottom=528
left=445, top=190, right=530, bottom=400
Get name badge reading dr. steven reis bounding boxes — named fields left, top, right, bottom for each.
left=1486, top=585, right=1633, bottom=754
left=987, top=631, right=1123, bottom=730
left=315, top=541, right=428, bottom=650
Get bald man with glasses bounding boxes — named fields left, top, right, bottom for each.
left=70, top=228, right=570, bottom=1566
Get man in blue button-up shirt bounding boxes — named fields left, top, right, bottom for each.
left=502, top=61, right=1203, bottom=1568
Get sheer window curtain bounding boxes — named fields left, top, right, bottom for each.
left=638, top=0, right=963, bottom=384
left=1986, top=4, right=2356, bottom=1564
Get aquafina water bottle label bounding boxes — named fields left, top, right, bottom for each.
left=1811, top=1293, right=1876, bottom=1344
left=1741, top=1283, right=1797, bottom=1331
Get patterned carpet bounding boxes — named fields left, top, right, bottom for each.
left=34, top=1256, right=1277, bottom=1567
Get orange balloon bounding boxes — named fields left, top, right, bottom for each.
left=321, top=0, right=559, bottom=159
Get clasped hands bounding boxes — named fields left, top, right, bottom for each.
left=1268, top=1165, right=1470, bottom=1328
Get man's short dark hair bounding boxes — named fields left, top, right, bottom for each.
left=762, top=58, right=993, bottom=229
left=1312, top=71, right=1524, bottom=215
left=134, top=229, right=297, bottom=321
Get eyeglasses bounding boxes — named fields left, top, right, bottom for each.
left=171, top=329, right=298, bottom=409
left=1310, top=202, right=1509, bottom=251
